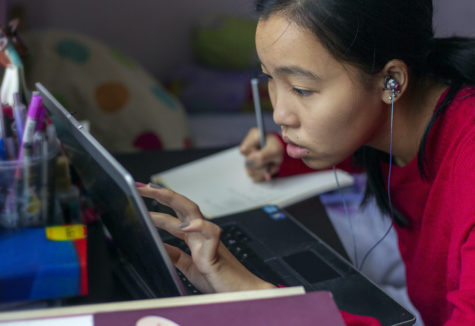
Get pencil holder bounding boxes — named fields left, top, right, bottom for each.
left=0, top=138, right=60, bottom=229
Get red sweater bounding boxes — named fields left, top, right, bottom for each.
left=277, top=87, right=475, bottom=325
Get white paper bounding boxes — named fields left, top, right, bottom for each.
left=151, top=147, right=354, bottom=218
left=0, top=315, right=93, bottom=326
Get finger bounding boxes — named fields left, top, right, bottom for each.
left=246, top=152, right=279, bottom=174
left=137, top=185, right=203, bottom=222
left=245, top=166, right=267, bottom=182
left=164, top=243, right=184, bottom=265
left=267, top=163, right=280, bottom=177
left=246, top=161, right=281, bottom=182
left=164, top=243, right=214, bottom=293
left=164, top=243, right=195, bottom=273
left=239, top=128, right=261, bottom=155
left=180, top=218, right=221, bottom=241
left=181, top=219, right=222, bottom=282
left=149, top=211, right=185, bottom=239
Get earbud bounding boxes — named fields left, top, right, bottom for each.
left=384, top=76, right=400, bottom=92
left=384, top=76, right=401, bottom=101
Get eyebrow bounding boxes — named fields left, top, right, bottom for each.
left=276, top=66, right=321, bottom=80
left=260, top=63, right=321, bottom=81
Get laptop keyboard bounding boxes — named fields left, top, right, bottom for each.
left=164, top=224, right=286, bottom=295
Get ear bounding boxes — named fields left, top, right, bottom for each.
left=380, top=59, right=408, bottom=104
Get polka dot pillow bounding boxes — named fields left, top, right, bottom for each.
left=22, top=29, right=191, bottom=152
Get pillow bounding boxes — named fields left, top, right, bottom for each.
left=22, top=29, right=191, bottom=152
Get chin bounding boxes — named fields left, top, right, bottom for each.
left=301, top=157, right=334, bottom=170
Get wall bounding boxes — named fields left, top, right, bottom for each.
left=4, top=0, right=475, bottom=80
left=433, top=0, right=475, bottom=37
left=6, top=0, right=256, bottom=79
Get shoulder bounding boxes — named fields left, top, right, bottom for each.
left=446, top=86, right=475, bottom=161
left=434, top=86, right=475, bottom=138
left=425, top=86, right=475, bottom=177
left=445, top=86, right=475, bottom=116
left=440, top=87, right=475, bottom=178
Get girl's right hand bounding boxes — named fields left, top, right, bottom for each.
left=239, top=128, right=283, bottom=182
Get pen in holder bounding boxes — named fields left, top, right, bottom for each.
left=0, top=136, right=60, bottom=229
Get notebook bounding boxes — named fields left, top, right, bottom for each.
left=150, top=146, right=354, bottom=218
left=37, top=83, right=415, bottom=326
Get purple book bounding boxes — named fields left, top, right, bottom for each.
left=94, top=291, right=345, bottom=326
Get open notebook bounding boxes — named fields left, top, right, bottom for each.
left=151, top=147, right=354, bottom=218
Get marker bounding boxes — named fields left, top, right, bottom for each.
left=250, top=78, right=271, bottom=181
left=35, top=105, right=46, bottom=132
left=17, top=92, right=42, bottom=161
left=14, top=92, right=43, bottom=226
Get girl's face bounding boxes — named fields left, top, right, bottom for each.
left=256, top=14, right=388, bottom=169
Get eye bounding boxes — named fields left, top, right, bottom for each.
left=291, top=87, right=313, bottom=97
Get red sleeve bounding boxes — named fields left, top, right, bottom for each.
left=340, top=310, right=381, bottom=326
left=274, top=133, right=361, bottom=177
left=444, top=133, right=475, bottom=325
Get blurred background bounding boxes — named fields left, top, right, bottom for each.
left=1, top=0, right=474, bottom=152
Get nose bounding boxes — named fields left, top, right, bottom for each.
left=272, top=91, right=298, bottom=128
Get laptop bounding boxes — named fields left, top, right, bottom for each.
left=37, top=83, right=415, bottom=326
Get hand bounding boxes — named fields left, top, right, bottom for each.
left=136, top=183, right=276, bottom=293
left=239, top=128, right=283, bottom=182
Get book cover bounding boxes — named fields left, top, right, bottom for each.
left=94, top=291, right=345, bottom=326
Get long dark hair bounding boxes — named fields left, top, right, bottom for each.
left=256, top=0, right=475, bottom=225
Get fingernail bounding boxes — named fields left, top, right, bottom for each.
left=245, top=160, right=254, bottom=167
left=179, top=221, right=190, bottom=229
left=265, top=172, right=271, bottom=181
left=135, top=182, right=147, bottom=187
left=150, top=183, right=164, bottom=189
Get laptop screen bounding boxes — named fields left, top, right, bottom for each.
left=36, top=83, right=186, bottom=298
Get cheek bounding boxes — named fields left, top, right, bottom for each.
left=303, top=97, right=355, bottom=137
left=301, top=96, right=370, bottom=153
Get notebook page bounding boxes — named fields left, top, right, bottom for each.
left=151, top=147, right=353, bottom=218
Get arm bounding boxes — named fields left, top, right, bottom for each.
left=446, top=228, right=475, bottom=325
left=444, top=135, right=475, bottom=325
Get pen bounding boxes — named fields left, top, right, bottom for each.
left=251, top=78, right=266, bottom=149
left=13, top=92, right=26, bottom=144
left=251, top=78, right=271, bottom=181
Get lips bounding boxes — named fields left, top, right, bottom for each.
left=283, top=135, right=309, bottom=159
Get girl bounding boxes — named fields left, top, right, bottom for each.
left=137, top=0, right=475, bottom=324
